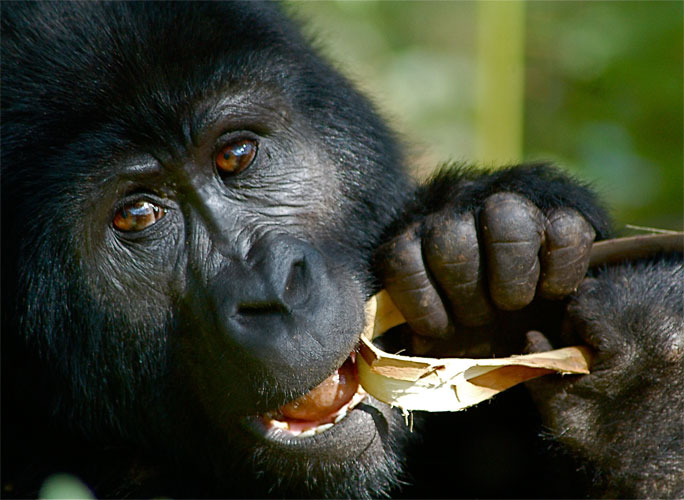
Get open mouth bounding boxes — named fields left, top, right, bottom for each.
left=244, top=293, right=401, bottom=444
left=248, top=352, right=369, bottom=440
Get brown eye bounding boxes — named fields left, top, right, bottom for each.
left=113, top=200, right=165, bottom=232
left=216, top=138, right=257, bottom=174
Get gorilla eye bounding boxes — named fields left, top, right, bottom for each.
left=216, top=138, right=257, bottom=175
left=113, top=200, right=166, bottom=232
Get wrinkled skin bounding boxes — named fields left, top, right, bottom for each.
left=1, top=2, right=682, bottom=499
left=377, top=193, right=595, bottom=345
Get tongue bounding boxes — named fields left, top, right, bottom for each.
left=279, top=357, right=359, bottom=422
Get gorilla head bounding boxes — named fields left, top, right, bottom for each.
left=2, top=2, right=413, bottom=497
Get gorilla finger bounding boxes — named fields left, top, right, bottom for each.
left=423, top=211, right=496, bottom=326
left=525, top=330, right=554, bottom=353
left=480, top=193, right=544, bottom=310
left=538, top=208, right=595, bottom=299
left=376, top=228, right=453, bottom=339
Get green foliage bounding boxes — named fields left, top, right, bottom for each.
left=289, top=0, right=683, bottom=230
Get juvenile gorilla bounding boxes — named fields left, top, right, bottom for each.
left=2, top=2, right=682, bottom=498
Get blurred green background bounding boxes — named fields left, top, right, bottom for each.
left=287, top=0, right=683, bottom=231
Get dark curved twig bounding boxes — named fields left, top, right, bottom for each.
left=589, top=233, right=683, bottom=268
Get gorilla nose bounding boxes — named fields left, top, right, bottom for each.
left=229, top=235, right=317, bottom=319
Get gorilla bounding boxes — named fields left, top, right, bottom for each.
left=2, top=2, right=682, bottom=498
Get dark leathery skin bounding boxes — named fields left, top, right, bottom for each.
left=480, top=192, right=544, bottom=311
left=377, top=192, right=596, bottom=340
left=423, top=211, right=495, bottom=327
left=376, top=225, right=453, bottom=339
left=538, top=207, right=595, bottom=299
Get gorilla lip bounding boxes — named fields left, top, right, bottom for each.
left=255, top=353, right=368, bottom=438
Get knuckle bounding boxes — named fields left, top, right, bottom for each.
left=539, top=209, right=595, bottom=299
left=545, top=208, right=596, bottom=249
left=481, top=193, right=543, bottom=243
left=376, top=229, right=422, bottom=279
left=483, top=191, right=534, bottom=210
left=423, top=211, right=479, bottom=274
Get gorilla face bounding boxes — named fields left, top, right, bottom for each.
left=2, top=2, right=412, bottom=497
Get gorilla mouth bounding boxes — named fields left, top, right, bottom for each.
left=251, top=353, right=369, bottom=439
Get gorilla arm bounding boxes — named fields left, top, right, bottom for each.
left=526, top=258, right=684, bottom=498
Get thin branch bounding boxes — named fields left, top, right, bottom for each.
left=589, top=233, right=683, bottom=268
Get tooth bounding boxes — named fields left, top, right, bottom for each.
left=315, top=423, right=333, bottom=434
left=270, top=419, right=289, bottom=430
left=298, top=429, right=316, bottom=438
left=334, top=412, right=347, bottom=424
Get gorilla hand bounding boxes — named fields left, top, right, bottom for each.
left=525, top=259, right=684, bottom=498
left=375, top=164, right=604, bottom=347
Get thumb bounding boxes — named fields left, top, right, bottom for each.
left=525, top=330, right=553, bottom=353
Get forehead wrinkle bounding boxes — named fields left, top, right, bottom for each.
left=117, top=156, right=164, bottom=179
left=192, top=86, right=293, bottom=134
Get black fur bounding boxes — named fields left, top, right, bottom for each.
left=528, top=256, right=684, bottom=498
left=2, top=2, right=681, bottom=499
left=379, top=163, right=612, bottom=245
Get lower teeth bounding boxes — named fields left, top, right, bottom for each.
left=316, top=422, right=334, bottom=433
left=298, top=423, right=334, bottom=438
left=264, top=387, right=367, bottom=437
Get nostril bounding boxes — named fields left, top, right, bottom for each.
left=283, top=259, right=309, bottom=307
left=236, top=301, right=290, bottom=317
left=285, top=259, right=306, bottom=291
